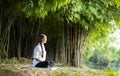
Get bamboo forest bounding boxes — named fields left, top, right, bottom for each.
left=0, top=0, right=120, bottom=76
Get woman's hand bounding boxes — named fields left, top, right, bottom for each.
left=35, top=58, right=40, bottom=61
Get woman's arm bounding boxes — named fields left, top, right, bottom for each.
left=34, top=58, right=41, bottom=61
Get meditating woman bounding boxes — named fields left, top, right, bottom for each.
left=33, top=34, right=54, bottom=68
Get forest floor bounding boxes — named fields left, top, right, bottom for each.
left=0, top=64, right=106, bottom=76
left=0, top=58, right=113, bottom=76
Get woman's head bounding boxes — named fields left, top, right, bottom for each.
left=39, top=34, right=47, bottom=44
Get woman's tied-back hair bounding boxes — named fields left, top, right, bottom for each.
left=39, top=34, right=46, bottom=57
left=39, top=34, right=46, bottom=43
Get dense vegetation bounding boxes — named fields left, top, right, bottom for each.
left=85, top=20, right=120, bottom=71
left=0, top=0, right=120, bottom=71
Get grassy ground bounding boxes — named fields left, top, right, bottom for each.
left=0, top=64, right=107, bottom=76
left=0, top=58, right=119, bottom=76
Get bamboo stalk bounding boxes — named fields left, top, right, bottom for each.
left=0, top=0, right=4, bottom=61
left=0, top=16, right=14, bottom=59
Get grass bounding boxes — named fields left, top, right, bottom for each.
left=0, top=64, right=106, bottom=76
left=0, top=58, right=120, bottom=76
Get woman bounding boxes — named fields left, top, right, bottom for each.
left=33, top=34, right=54, bottom=68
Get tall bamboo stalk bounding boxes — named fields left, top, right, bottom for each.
left=18, top=33, right=21, bottom=59
left=0, top=0, right=4, bottom=62
left=63, top=24, right=89, bottom=66
left=0, top=17, right=14, bottom=59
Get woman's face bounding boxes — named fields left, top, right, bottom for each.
left=41, top=35, right=47, bottom=44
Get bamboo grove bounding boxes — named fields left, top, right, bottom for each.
left=0, top=0, right=120, bottom=66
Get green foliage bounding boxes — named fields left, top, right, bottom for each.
left=21, top=0, right=120, bottom=30
left=85, top=20, right=120, bottom=70
left=22, top=0, right=71, bottom=18
left=114, top=0, right=120, bottom=8
left=2, top=57, right=19, bottom=64
left=59, top=0, right=120, bottom=30
left=85, top=23, right=113, bottom=62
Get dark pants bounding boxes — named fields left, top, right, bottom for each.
left=35, top=61, right=55, bottom=68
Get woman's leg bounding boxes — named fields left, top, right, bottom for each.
left=35, top=61, right=55, bottom=68
left=48, top=61, right=55, bottom=68
left=35, top=61, right=48, bottom=68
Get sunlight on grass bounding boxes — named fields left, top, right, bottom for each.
left=105, top=69, right=120, bottom=76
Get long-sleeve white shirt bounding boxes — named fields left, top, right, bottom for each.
left=33, top=43, right=46, bottom=66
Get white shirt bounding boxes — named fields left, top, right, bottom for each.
left=33, top=43, right=46, bottom=67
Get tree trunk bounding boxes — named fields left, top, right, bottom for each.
left=63, top=17, right=69, bottom=65
left=17, top=33, right=21, bottom=59
left=73, top=26, right=89, bottom=66
left=0, top=0, right=4, bottom=63
left=0, top=4, right=1, bottom=63
left=61, top=22, right=89, bottom=66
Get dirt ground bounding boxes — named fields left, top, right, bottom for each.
left=0, top=58, right=106, bottom=76
left=0, top=63, right=106, bottom=76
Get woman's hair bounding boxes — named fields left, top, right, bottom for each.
left=39, top=34, right=46, bottom=43
left=39, top=34, right=46, bottom=57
